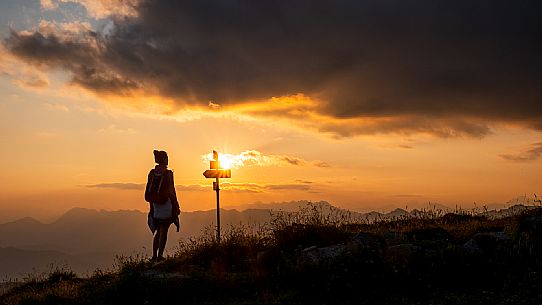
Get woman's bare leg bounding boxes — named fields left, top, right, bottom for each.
left=157, top=223, right=170, bottom=258
left=153, top=229, right=160, bottom=259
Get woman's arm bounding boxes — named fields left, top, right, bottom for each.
left=144, top=170, right=154, bottom=203
left=169, top=170, right=180, bottom=215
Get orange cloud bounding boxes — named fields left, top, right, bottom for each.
left=202, top=150, right=331, bottom=169
left=84, top=182, right=312, bottom=193
left=227, top=95, right=492, bottom=139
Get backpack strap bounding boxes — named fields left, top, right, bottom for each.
left=148, top=170, right=155, bottom=191
left=157, top=173, right=164, bottom=193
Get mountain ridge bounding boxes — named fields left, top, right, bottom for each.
left=1, top=200, right=539, bottom=280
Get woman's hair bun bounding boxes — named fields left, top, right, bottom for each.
left=153, top=150, right=168, bottom=165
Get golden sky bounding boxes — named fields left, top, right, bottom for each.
left=0, top=0, right=541, bottom=222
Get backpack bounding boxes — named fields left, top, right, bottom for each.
left=145, top=169, right=170, bottom=204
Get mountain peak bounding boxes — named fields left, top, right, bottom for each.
left=54, top=207, right=98, bottom=222
left=1, top=216, right=43, bottom=226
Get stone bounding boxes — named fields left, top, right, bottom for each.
left=141, top=270, right=190, bottom=279
left=463, top=231, right=511, bottom=255
left=385, top=243, right=421, bottom=270
left=301, top=244, right=347, bottom=265
left=350, top=232, right=384, bottom=250
left=463, top=238, right=483, bottom=255
left=407, top=227, right=450, bottom=242
left=382, top=232, right=408, bottom=246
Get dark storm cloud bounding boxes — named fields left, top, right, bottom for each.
left=4, top=0, right=542, bottom=136
left=5, top=30, right=139, bottom=93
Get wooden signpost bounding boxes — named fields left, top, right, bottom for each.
left=202, top=150, right=231, bottom=243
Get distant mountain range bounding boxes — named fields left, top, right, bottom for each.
left=0, top=206, right=270, bottom=280
left=1, top=200, right=539, bottom=280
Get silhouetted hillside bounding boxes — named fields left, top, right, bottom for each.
left=1, top=201, right=538, bottom=280
left=2, top=204, right=542, bottom=304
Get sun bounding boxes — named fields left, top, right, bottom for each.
left=218, top=154, right=234, bottom=169
left=205, top=151, right=240, bottom=169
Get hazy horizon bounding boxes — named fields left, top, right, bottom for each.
left=1, top=195, right=537, bottom=225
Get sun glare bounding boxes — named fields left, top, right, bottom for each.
left=218, top=155, right=234, bottom=169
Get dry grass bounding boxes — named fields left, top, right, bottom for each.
left=3, top=201, right=542, bottom=305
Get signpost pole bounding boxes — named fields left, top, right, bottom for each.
left=203, top=150, right=230, bottom=244
left=215, top=177, right=220, bottom=243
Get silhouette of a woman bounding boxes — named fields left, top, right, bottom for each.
left=145, top=150, right=180, bottom=261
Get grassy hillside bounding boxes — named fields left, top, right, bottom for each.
left=2, top=204, right=542, bottom=305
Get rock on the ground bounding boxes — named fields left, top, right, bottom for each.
left=141, top=270, right=190, bottom=279
left=382, top=232, right=408, bottom=246
left=349, top=232, right=384, bottom=253
left=384, top=243, right=421, bottom=271
left=300, top=244, right=347, bottom=266
left=462, top=231, right=511, bottom=255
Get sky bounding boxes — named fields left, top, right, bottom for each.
left=0, top=0, right=541, bottom=222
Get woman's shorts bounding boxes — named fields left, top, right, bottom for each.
left=153, top=217, right=173, bottom=226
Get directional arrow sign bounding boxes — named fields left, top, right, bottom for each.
left=203, top=169, right=231, bottom=179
